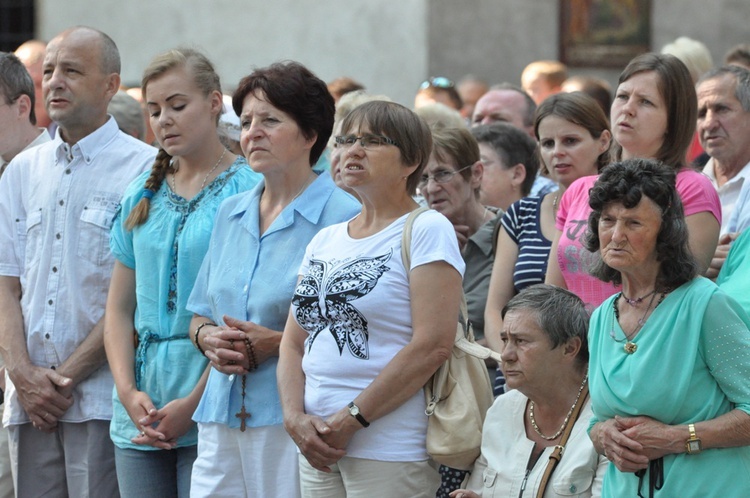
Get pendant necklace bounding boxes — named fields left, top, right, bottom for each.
left=610, top=290, right=667, bottom=354
left=528, top=374, right=588, bottom=440
left=170, top=148, right=227, bottom=197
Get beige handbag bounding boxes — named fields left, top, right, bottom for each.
left=401, top=207, right=501, bottom=470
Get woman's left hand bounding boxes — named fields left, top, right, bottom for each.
left=615, top=415, right=683, bottom=460
left=131, top=396, right=197, bottom=450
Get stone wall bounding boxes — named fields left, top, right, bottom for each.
left=36, top=0, right=750, bottom=106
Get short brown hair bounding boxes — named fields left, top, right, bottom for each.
left=232, top=61, right=334, bottom=167
left=431, top=127, right=481, bottom=197
left=340, top=101, right=432, bottom=196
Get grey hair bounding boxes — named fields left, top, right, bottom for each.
left=108, top=90, right=146, bottom=140
left=697, top=65, right=750, bottom=113
left=0, top=51, right=36, bottom=124
left=501, top=284, right=589, bottom=365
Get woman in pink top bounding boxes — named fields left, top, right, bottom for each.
left=546, top=53, right=721, bottom=309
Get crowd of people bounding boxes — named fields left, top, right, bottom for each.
left=1, top=24, right=750, bottom=498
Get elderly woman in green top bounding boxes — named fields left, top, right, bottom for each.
left=585, top=158, right=750, bottom=497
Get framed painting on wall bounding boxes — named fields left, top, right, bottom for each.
left=560, top=0, right=651, bottom=68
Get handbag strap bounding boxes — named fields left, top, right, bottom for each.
left=400, top=207, right=502, bottom=365
left=535, top=383, right=589, bottom=498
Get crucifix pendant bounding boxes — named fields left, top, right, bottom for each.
left=235, top=405, right=250, bottom=432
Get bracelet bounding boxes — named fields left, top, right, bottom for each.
left=244, top=336, right=258, bottom=371
left=194, top=322, right=216, bottom=356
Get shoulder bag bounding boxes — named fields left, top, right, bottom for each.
left=401, top=207, right=501, bottom=470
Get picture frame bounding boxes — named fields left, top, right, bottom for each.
left=560, top=0, right=651, bottom=68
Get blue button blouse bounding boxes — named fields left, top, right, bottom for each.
left=187, top=173, right=360, bottom=428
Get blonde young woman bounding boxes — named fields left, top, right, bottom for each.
left=484, top=93, right=610, bottom=352
left=103, top=49, right=259, bottom=497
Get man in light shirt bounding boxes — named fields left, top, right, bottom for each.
left=0, top=26, right=155, bottom=497
left=0, top=49, right=50, bottom=498
left=697, top=66, right=750, bottom=278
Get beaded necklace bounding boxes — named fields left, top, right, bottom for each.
left=528, top=374, right=588, bottom=440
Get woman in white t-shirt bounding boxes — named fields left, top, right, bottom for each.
left=279, top=101, right=465, bottom=497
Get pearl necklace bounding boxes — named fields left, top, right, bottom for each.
left=528, top=374, right=588, bottom=440
left=170, top=148, right=227, bottom=197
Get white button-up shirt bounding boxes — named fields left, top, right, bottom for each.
left=703, top=158, right=750, bottom=235
left=0, top=117, right=155, bottom=425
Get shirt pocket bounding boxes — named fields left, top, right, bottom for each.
left=481, top=467, right=499, bottom=497
left=22, top=209, right=43, bottom=268
left=551, top=470, right=594, bottom=496
left=77, top=205, right=116, bottom=265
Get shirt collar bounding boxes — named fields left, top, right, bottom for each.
left=53, top=116, right=121, bottom=165
left=703, top=157, right=750, bottom=185
left=467, top=211, right=500, bottom=257
left=228, top=172, right=342, bottom=226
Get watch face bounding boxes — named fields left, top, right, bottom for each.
left=688, top=440, right=702, bottom=452
left=350, top=405, right=359, bottom=416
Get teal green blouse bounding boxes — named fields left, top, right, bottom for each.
left=108, top=158, right=260, bottom=450
left=589, top=277, right=750, bottom=496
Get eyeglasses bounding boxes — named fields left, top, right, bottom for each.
left=334, top=134, right=398, bottom=149
left=419, top=77, right=455, bottom=90
left=418, top=164, right=473, bottom=188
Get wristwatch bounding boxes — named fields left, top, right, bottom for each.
left=685, top=423, right=702, bottom=454
left=348, top=402, right=370, bottom=428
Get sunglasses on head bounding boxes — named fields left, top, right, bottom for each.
left=420, top=76, right=455, bottom=90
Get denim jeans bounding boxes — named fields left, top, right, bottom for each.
left=114, top=445, right=197, bottom=498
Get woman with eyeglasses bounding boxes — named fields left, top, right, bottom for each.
left=419, top=126, right=499, bottom=497
left=279, top=100, right=464, bottom=497
left=420, top=127, right=498, bottom=344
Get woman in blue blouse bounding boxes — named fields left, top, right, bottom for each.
left=103, top=48, right=259, bottom=497
left=185, top=62, right=360, bottom=497
left=484, top=93, right=610, bottom=350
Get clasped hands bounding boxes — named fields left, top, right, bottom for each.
left=285, top=407, right=362, bottom=472
left=595, top=415, right=681, bottom=472
left=201, top=315, right=277, bottom=375
left=127, top=393, right=195, bottom=450
left=9, top=363, right=73, bottom=433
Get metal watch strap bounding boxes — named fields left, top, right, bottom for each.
left=686, top=423, right=702, bottom=454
